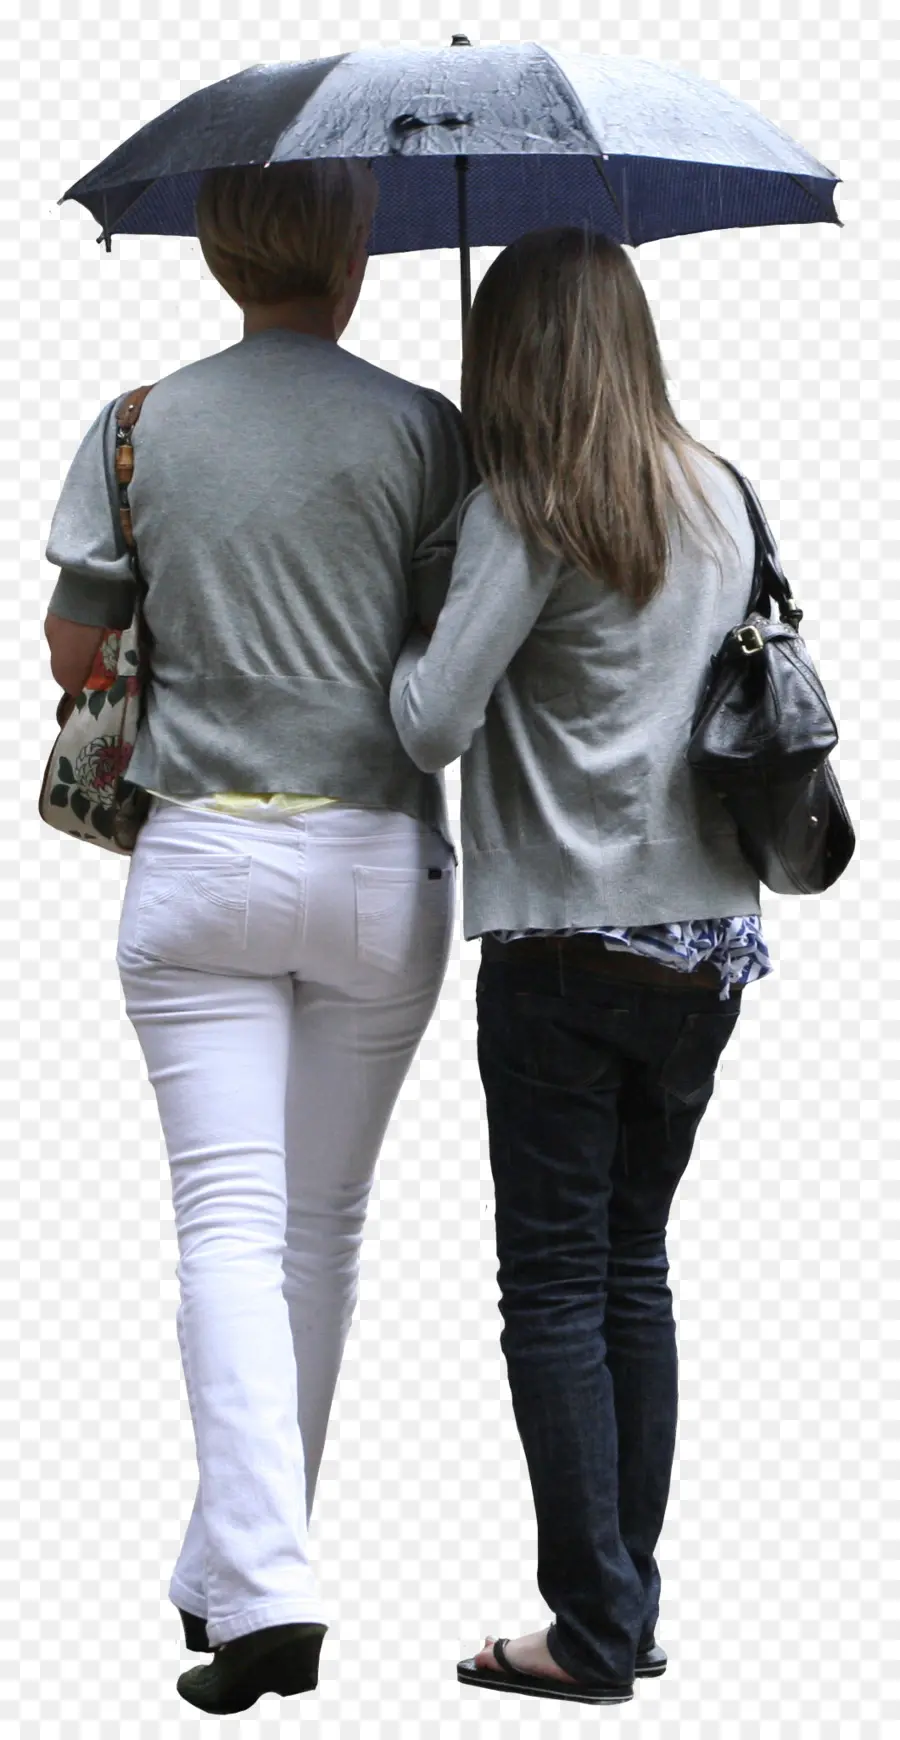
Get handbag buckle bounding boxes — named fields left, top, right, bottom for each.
left=734, top=624, right=765, bottom=656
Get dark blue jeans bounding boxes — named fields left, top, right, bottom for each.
left=476, top=940, right=742, bottom=1686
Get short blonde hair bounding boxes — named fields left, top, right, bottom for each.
left=195, top=159, right=378, bottom=306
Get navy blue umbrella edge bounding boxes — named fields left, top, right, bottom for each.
left=62, top=152, right=840, bottom=255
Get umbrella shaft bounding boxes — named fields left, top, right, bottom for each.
left=456, top=156, right=471, bottom=326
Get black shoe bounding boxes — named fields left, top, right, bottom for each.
left=176, top=1621, right=327, bottom=1714
left=179, top=1608, right=210, bottom=1653
left=635, top=1636, right=668, bottom=1677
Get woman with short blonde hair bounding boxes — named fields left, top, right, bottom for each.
left=44, top=157, right=471, bottom=1714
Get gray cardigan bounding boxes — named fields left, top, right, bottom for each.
left=45, top=331, right=472, bottom=851
left=389, top=463, right=762, bottom=938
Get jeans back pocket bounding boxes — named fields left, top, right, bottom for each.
left=132, top=855, right=253, bottom=967
left=657, top=1009, right=740, bottom=1107
left=354, top=865, right=453, bottom=974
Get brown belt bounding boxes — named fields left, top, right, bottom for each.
left=480, top=931, right=728, bottom=995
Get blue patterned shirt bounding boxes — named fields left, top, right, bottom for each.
left=491, top=916, right=771, bottom=1001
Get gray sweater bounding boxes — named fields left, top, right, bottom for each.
left=389, top=463, right=762, bottom=937
left=47, top=339, right=760, bottom=940
left=45, top=331, right=472, bottom=849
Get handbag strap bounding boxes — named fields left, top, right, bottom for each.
left=113, top=384, right=155, bottom=551
left=715, top=457, right=804, bottom=631
left=112, top=385, right=156, bottom=722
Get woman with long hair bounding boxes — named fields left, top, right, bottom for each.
left=391, top=227, right=770, bottom=1706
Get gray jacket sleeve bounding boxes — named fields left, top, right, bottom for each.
left=44, top=399, right=137, bottom=628
left=408, top=388, right=474, bottom=631
left=389, top=485, right=560, bottom=772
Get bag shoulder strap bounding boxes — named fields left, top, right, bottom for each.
left=113, top=384, right=155, bottom=552
left=715, top=456, right=804, bottom=630
left=115, top=383, right=155, bottom=430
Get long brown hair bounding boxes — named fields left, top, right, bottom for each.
left=461, top=228, right=731, bottom=605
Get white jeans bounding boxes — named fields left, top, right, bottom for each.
left=115, top=800, right=455, bottom=1645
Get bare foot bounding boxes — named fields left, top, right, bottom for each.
left=473, top=1628, right=578, bottom=1682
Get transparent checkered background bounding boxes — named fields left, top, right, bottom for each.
left=4, top=0, right=896, bottom=1733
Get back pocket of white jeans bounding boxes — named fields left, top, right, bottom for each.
left=354, top=865, right=452, bottom=973
left=134, top=855, right=252, bottom=966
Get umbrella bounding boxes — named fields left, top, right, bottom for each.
left=60, top=37, right=840, bottom=325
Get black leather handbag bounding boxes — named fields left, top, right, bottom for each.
left=687, top=463, right=855, bottom=895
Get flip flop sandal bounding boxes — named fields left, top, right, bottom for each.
left=457, top=1637, right=634, bottom=1705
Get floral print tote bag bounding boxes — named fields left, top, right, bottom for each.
left=39, top=387, right=154, bottom=855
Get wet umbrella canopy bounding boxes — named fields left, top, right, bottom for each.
left=61, top=40, right=840, bottom=322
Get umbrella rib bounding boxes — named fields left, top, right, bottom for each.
left=81, top=180, right=159, bottom=246
left=785, top=169, right=843, bottom=224
left=592, top=157, right=632, bottom=244
left=537, top=41, right=605, bottom=152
